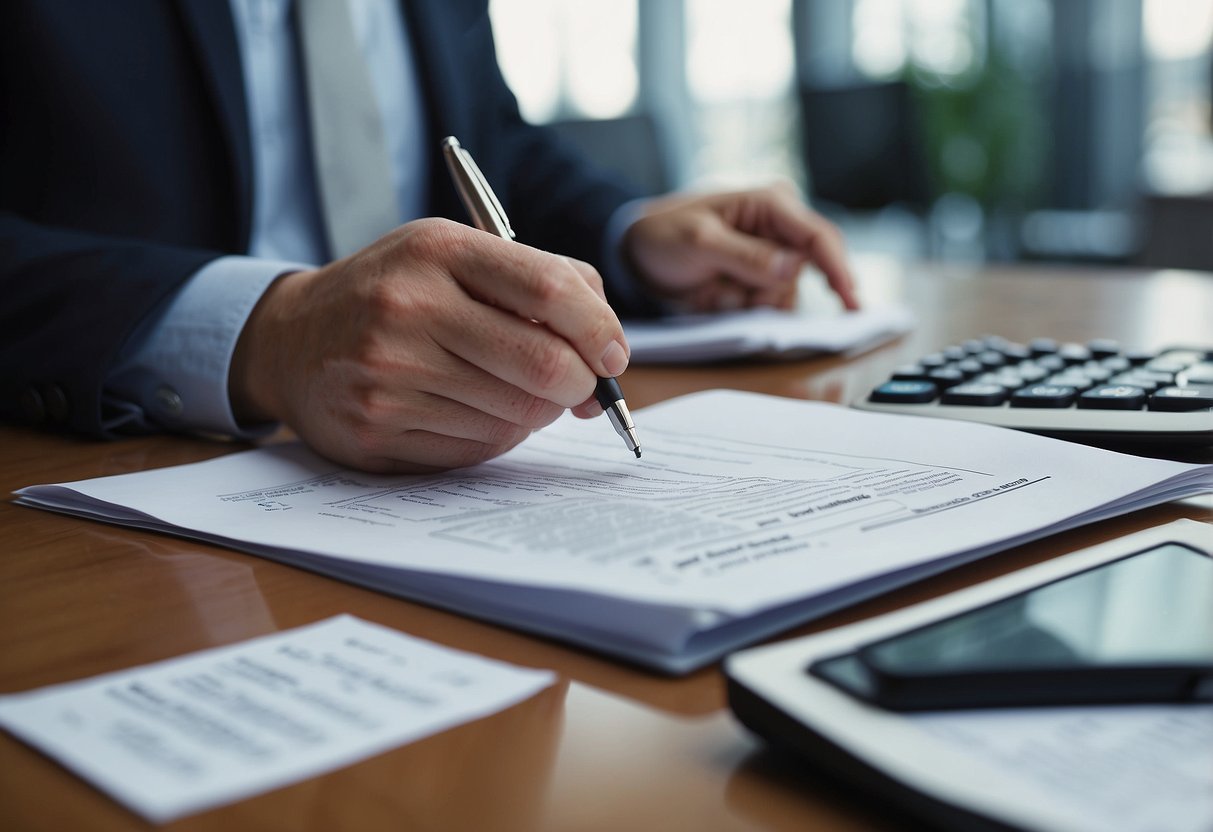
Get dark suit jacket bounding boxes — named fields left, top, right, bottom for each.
left=0, top=0, right=642, bottom=436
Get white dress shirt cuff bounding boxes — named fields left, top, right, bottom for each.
left=106, top=256, right=310, bottom=438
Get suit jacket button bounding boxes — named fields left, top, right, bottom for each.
left=154, top=386, right=184, bottom=417
left=19, top=387, right=46, bottom=424
left=42, top=384, right=70, bottom=424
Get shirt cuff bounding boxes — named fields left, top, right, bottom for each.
left=106, top=255, right=312, bottom=438
left=600, top=197, right=668, bottom=320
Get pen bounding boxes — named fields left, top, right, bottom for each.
left=441, top=136, right=642, bottom=458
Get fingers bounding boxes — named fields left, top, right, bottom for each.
left=694, top=217, right=803, bottom=293
left=431, top=299, right=606, bottom=409
left=315, top=359, right=566, bottom=473
left=755, top=189, right=860, bottom=310
left=254, top=219, right=634, bottom=474
left=627, top=187, right=859, bottom=311
left=434, top=225, right=630, bottom=379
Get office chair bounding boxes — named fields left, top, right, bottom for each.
left=798, top=81, right=933, bottom=212
left=549, top=113, right=671, bottom=197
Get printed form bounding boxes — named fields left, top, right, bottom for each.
left=0, top=616, right=554, bottom=823
left=17, top=391, right=1212, bottom=668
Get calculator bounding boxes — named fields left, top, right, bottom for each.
left=854, top=337, right=1213, bottom=445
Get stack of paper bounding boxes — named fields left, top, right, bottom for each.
left=15, top=391, right=1213, bottom=673
left=622, top=305, right=914, bottom=363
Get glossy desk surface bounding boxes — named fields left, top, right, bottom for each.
left=2, top=259, right=1211, bottom=831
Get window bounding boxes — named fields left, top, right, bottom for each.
left=1141, top=0, right=1213, bottom=194
left=489, top=0, right=639, bottom=123
left=684, top=0, right=797, bottom=185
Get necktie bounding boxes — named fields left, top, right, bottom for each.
left=297, top=0, right=401, bottom=259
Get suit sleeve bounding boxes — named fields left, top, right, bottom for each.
left=0, top=212, right=223, bottom=435
left=428, top=1, right=662, bottom=318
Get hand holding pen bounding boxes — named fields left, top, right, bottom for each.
left=442, top=136, right=642, bottom=458
left=228, top=152, right=636, bottom=474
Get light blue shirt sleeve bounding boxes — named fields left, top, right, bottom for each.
left=104, top=257, right=309, bottom=437
left=104, top=0, right=645, bottom=440
left=102, top=0, right=431, bottom=440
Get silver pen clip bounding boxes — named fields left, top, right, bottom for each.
left=441, top=136, right=515, bottom=240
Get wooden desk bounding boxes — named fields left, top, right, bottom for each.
left=2, top=259, right=1210, bottom=831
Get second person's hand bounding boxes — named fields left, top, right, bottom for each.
left=623, top=182, right=860, bottom=313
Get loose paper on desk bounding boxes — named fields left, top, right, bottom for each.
left=15, top=391, right=1213, bottom=672
left=622, top=304, right=914, bottom=363
left=0, top=616, right=554, bottom=823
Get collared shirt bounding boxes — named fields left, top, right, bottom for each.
left=106, top=0, right=641, bottom=439
left=105, top=0, right=431, bottom=436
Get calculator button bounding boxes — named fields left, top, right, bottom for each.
left=942, top=346, right=968, bottom=361
left=1123, top=349, right=1155, bottom=365
left=1077, top=385, right=1147, bottom=410
left=1147, top=358, right=1192, bottom=375
left=891, top=364, right=931, bottom=381
left=999, top=343, right=1031, bottom=362
left=1086, top=339, right=1120, bottom=358
left=1015, top=364, right=1049, bottom=382
left=1179, top=362, right=1213, bottom=385
left=1147, top=385, right=1213, bottom=412
left=1036, top=354, right=1066, bottom=372
left=1110, top=373, right=1162, bottom=393
left=870, top=380, right=939, bottom=403
left=976, top=350, right=1006, bottom=368
left=979, top=373, right=1024, bottom=390
left=927, top=368, right=966, bottom=388
left=1125, top=369, right=1175, bottom=386
left=1100, top=356, right=1130, bottom=373
left=1029, top=338, right=1058, bottom=356
left=955, top=358, right=984, bottom=377
left=1078, top=365, right=1112, bottom=383
left=1155, top=350, right=1205, bottom=366
left=1011, top=385, right=1079, bottom=408
left=1047, top=374, right=1094, bottom=391
left=1058, top=343, right=1092, bottom=364
left=940, top=383, right=1009, bottom=406
left=919, top=353, right=948, bottom=369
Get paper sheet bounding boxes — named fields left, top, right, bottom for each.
left=0, top=616, right=554, bottom=823
left=15, top=391, right=1213, bottom=669
left=915, top=705, right=1213, bottom=832
left=22, top=392, right=1208, bottom=613
left=622, top=305, right=914, bottom=363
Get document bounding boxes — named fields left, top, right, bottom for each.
left=15, top=391, right=1213, bottom=672
left=725, top=520, right=1213, bottom=832
left=0, top=616, right=554, bottom=823
left=914, top=705, right=1213, bottom=832
left=622, top=305, right=914, bottom=363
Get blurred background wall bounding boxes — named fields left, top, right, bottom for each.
left=488, top=0, right=1213, bottom=270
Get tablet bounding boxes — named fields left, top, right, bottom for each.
left=725, top=519, right=1213, bottom=832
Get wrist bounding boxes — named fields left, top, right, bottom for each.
left=229, top=268, right=315, bottom=424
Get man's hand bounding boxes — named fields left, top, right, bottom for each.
left=229, top=218, right=629, bottom=473
left=623, top=183, right=859, bottom=313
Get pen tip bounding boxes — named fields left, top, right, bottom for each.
left=634, top=448, right=642, bottom=459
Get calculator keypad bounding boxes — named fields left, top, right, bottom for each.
left=856, top=337, right=1213, bottom=445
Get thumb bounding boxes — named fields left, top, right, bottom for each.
left=700, top=222, right=798, bottom=289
